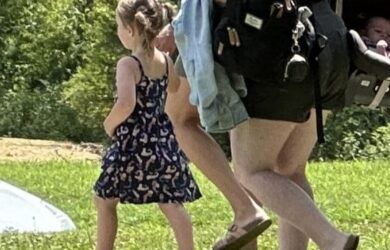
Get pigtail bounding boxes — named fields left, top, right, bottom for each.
left=134, top=9, right=152, bottom=51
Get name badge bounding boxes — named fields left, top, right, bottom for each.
left=360, top=80, right=371, bottom=87
left=244, top=13, right=263, bottom=30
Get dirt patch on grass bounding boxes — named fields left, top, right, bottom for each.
left=0, top=137, right=103, bottom=162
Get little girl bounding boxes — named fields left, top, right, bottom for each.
left=93, top=1, right=201, bottom=249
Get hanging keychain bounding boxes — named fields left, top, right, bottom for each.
left=284, top=22, right=309, bottom=83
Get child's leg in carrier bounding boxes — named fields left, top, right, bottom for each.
left=94, top=196, right=119, bottom=250
left=159, top=203, right=194, bottom=250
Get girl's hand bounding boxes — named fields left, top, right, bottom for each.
left=103, top=120, right=115, bottom=137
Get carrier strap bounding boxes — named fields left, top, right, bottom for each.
left=314, top=69, right=325, bottom=144
left=311, top=32, right=328, bottom=144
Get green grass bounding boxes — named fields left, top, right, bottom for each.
left=0, top=160, right=389, bottom=249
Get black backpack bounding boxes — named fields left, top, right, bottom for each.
left=212, top=0, right=316, bottom=85
left=212, top=0, right=329, bottom=142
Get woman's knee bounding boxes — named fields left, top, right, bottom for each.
left=235, top=166, right=274, bottom=185
left=233, top=154, right=276, bottom=185
left=171, top=114, right=200, bottom=130
left=166, top=77, right=199, bottom=126
left=275, top=121, right=316, bottom=176
left=274, top=163, right=302, bottom=177
left=289, top=171, right=308, bottom=186
left=274, top=156, right=309, bottom=177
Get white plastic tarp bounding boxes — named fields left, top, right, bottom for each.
left=0, top=180, right=76, bottom=233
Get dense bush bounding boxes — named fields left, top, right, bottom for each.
left=0, top=88, right=85, bottom=141
left=0, top=0, right=87, bottom=90
left=0, top=0, right=177, bottom=142
left=62, top=1, right=123, bottom=142
left=311, top=107, right=390, bottom=160
left=0, top=0, right=120, bottom=142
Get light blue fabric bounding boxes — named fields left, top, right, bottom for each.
left=172, top=0, right=249, bottom=133
left=172, top=0, right=217, bottom=107
left=203, top=63, right=249, bottom=133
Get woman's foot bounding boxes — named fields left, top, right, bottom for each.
left=213, top=216, right=272, bottom=250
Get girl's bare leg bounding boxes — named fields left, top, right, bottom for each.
left=159, top=203, right=194, bottom=250
left=94, top=196, right=119, bottom=250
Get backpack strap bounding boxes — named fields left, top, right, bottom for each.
left=221, top=0, right=241, bottom=23
left=295, top=5, right=326, bottom=143
left=311, top=33, right=328, bottom=144
left=314, top=66, right=325, bottom=143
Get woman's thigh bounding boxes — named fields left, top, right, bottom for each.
left=230, top=118, right=297, bottom=175
left=231, top=109, right=323, bottom=177
left=165, top=77, right=199, bottom=124
left=277, top=109, right=333, bottom=176
left=276, top=109, right=318, bottom=176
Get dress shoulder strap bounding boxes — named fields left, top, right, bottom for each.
left=162, top=53, right=169, bottom=76
left=129, top=55, right=145, bottom=78
left=130, top=54, right=168, bottom=79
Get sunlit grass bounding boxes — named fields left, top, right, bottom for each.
left=0, top=160, right=389, bottom=249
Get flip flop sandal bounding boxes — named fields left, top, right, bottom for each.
left=212, top=217, right=272, bottom=250
left=344, top=235, right=360, bottom=250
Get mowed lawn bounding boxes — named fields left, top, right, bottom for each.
left=0, top=160, right=389, bottom=250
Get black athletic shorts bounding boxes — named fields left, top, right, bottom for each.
left=175, top=55, right=314, bottom=122
left=242, top=76, right=315, bottom=122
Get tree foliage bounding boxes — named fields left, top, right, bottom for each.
left=0, top=0, right=389, bottom=161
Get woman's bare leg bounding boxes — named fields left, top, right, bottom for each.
left=276, top=110, right=334, bottom=250
left=231, top=118, right=350, bottom=250
left=166, top=77, right=268, bottom=229
left=234, top=111, right=317, bottom=250
left=159, top=203, right=194, bottom=250
left=275, top=110, right=317, bottom=250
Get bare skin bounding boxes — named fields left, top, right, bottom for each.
left=158, top=0, right=355, bottom=247
left=95, top=3, right=195, bottom=249
left=238, top=110, right=325, bottom=250
left=231, top=111, right=353, bottom=250
left=158, top=0, right=270, bottom=238
left=165, top=76, right=268, bottom=229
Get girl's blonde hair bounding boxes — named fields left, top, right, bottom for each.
left=117, top=0, right=164, bottom=52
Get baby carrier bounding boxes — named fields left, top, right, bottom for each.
left=337, top=0, right=390, bottom=109
left=346, top=30, right=390, bottom=108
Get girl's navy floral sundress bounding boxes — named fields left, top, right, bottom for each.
left=94, top=55, right=201, bottom=204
